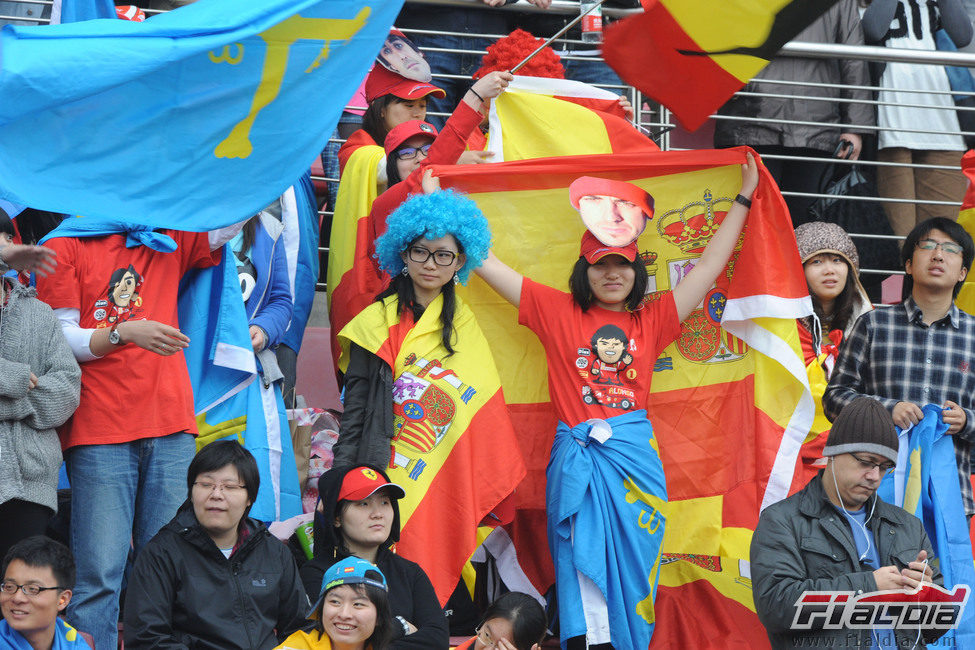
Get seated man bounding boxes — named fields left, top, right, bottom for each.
left=0, top=535, right=89, bottom=649
left=751, top=397, right=945, bottom=649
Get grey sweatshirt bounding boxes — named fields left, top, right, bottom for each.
left=0, top=279, right=81, bottom=512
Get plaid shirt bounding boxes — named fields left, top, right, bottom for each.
left=824, top=297, right=975, bottom=514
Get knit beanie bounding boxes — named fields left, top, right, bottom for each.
left=822, top=397, right=898, bottom=464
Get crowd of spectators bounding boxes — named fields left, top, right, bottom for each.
left=3, top=0, right=975, bottom=648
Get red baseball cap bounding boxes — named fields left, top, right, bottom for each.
left=338, top=467, right=406, bottom=502
left=384, top=120, right=438, bottom=154
left=365, top=64, right=445, bottom=103
left=569, top=176, right=654, bottom=220
left=579, top=230, right=638, bottom=263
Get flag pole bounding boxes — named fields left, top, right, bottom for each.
left=510, top=0, right=608, bottom=73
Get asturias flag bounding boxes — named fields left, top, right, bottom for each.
left=877, top=405, right=975, bottom=649
left=602, top=0, right=841, bottom=130
left=430, top=148, right=813, bottom=648
left=0, top=0, right=403, bottom=227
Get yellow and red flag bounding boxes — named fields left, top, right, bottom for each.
left=957, top=150, right=975, bottom=314
left=485, top=75, right=658, bottom=162
left=602, top=0, right=841, bottom=130
left=338, top=293, right=526, bottom=604
left=431, top=147, right=812, bottom=648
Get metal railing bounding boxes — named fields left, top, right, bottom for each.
left=5, top=0, right=974, bottom=295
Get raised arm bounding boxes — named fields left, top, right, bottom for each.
left=475, top=251, right=524, bottom=308
left=672, top=152, right=758, bottom=322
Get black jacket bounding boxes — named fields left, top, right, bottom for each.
left=332, top=343, right=395, bottom=469
left=751, top=473, right=945, bottom=649
left=301, top=465, right=448, bottom=650
left=123, top=502, right=309, bottom=650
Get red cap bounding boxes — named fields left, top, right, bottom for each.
left=384, top=120, right=438, bottom=154
left=338, top=467, right=406, bottom=502
left=365, top=65, right=445, bottom=103
left=569, top=176, right=654, bottom=220
left=580, top=230, right=638, bottom=263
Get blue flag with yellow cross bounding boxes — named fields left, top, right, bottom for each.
left=0, top=0, right=402, bottom=225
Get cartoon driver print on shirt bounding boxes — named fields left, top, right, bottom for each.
left=578, top=323, right=638, bottom=411
left=94, top=264, right=145, bottom=328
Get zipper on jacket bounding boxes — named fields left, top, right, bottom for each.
left=229, top=560, right=256, bottom=649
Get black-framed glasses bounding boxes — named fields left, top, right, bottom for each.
left=916, top=239, right=963, bottom=255
left=407, top=246, right=457, bottom=266
left=0, top=580, right=64, bottom=597
left=395, top=143, right=432, bottom=161
left=849, top=453, right=895, bottom=476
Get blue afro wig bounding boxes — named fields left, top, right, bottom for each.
left=375, top=189, right=491, bottom=284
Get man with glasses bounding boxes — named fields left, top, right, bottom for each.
left=0, top=535, right=90, bottom=649
left=824, top=217, right=975, bottom=519
left=751, top=397, right=943, bottom=649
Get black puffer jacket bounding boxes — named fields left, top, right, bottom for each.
left=123, top=502, right=309, bottom=650
left=299, top=465, right=449, bottom=650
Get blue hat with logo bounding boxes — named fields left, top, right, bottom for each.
left=321, top=557, right=388, bottom=595
left=309, top=557, right=388, bottom=619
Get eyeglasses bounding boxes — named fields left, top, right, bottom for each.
left=395, top=143, right=432, bottom=161
left=916, top=239, right=963, bottom=255
left=0, top=580, right=64, bottom=597
left=407, top=246, right=458, bottom=266
left=193, top=481, right=247, bottom=495
left=849, top=453, right=895, bottom=476
left=474, top=625, right=500, bottom=649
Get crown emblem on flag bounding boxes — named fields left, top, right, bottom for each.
left=657, top=189, right=733, bottom=254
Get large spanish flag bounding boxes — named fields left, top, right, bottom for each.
left=602, top=0, right=841, bottom=130
left=431, top=147, right=812, bottom=648
left=957, top=150, right=975, bottom=314
left=337, top=293, right=526, bottom=604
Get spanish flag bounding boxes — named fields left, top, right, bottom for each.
left=957, top=150, right=975, bottom=314
left=485, top=75, right=658, bottom=162
left=602, top=0, right=841, bottom=130
left=431, top=147, right=813, bottom=648
left=326, top=143, right=385, bottom=367
left=338, top=293, right=526, bottom=604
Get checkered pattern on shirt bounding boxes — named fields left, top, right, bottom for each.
left=824, top=298, right=975, bottom=514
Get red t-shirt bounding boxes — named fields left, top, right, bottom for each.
left=518, top=278, right=681, bottom=426
left=36, top=231, right=219, bottom=449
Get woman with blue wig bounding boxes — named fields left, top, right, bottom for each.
left=332, top=190, right=524, bottom=642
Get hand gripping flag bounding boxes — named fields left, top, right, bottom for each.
left=337, top=293, right=526, bottom=604
left=602, top=0, right=841, bottom=130
left=0, top=0, right=403, bottom=227
left=429, top=147, right=813, bottom=648
left=877, top=405, right=975, bottom=649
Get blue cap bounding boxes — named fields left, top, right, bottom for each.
left=321, top=557, right=388, bottom=596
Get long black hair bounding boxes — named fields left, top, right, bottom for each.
left=804, top=255, right=862, bottom=336
left=376, top=234, right=463, bottom=356
left=568, top=255, right=648, bottom=312
left=312, top=582, right=395, bottom=650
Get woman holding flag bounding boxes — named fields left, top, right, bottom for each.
left=330, top=188, right=525, bottom=626
left=472, top=153, right=759, bottom=649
